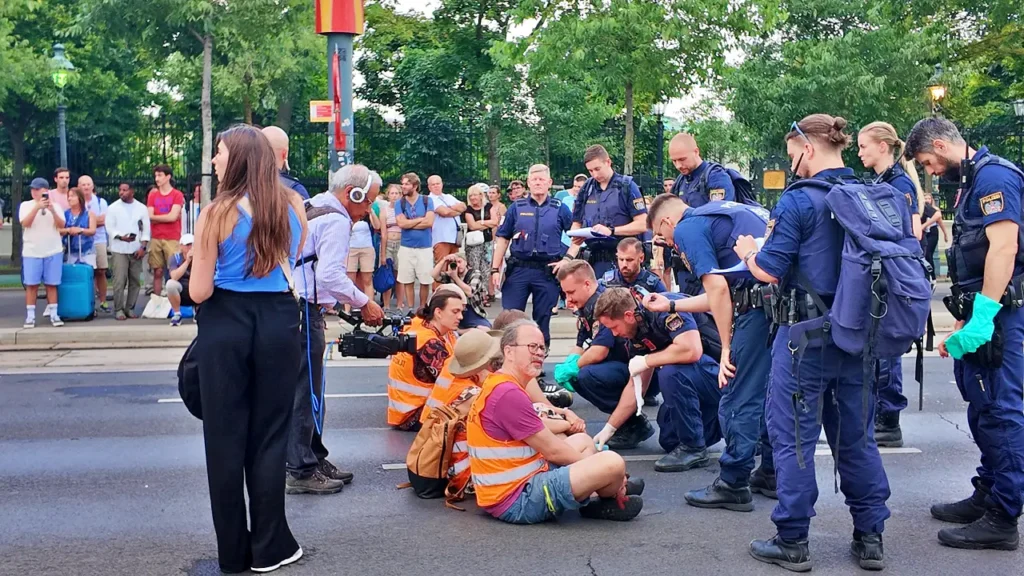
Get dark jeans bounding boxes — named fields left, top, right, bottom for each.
left=922, top=230, right=939, bottom=280
left=198, top=289, right=301, bottom=572
left=287, top=301, right=329, bottom=479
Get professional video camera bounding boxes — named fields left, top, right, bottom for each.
left=336, top=310, right=417, bottom=359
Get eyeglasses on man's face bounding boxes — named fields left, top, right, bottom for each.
left=510, top=343, right=547, bottom=355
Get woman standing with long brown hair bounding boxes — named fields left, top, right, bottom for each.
left=189, top=124, right=308, bottom=574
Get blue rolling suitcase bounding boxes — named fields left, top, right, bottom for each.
left=57, top=243, right=96, bottom=321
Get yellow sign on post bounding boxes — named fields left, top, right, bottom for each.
left=763, top=170, right=787, bottom=190
left=309, top=100, right=333, bottom=123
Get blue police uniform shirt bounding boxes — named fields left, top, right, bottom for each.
left=627, top=307, right=700, bottom=356
left=576, top=284, right=617, bottom=349
left=600, top=268, right=667, bottom=292
left=671, top=161, right=736, bottom=207
left=571, top=172, right=646, bottom=250
left=496, top=194, right=573, bottom=261
left=881, top=164, right=918, bottom=215
left=673, top=214, right=740, bottom=280
left=963, top=147, right=1022, bottom=228
left=399, top=194, right=436, bottom=249
left=755, top=167, right=857, bottom=297
left=280, top=172, right=309, bottom=200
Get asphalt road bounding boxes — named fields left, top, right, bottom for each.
left=2, top=358, right=1022, bottom=576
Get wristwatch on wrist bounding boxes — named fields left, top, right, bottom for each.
left=491, top=268, right=500, bottom=274
left=669, top=300, right=676, bottom=313
left=743, top=249, right=757, bottom=266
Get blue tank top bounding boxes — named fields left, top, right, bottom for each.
left=214, top=203, right=302, bottom=292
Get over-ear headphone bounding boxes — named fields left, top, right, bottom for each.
left=349, top=171, right=374, bottom=204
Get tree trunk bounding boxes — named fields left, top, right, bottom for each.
left=201, top=33, right=214, bottom=205
left=275, top=96, right=294, bottom=132
left=243, top=91, right=253, bottom=125
left=623, top=81, right=634, bottom=175
left=486, top=125, right=500, bottom=185
left=8, top=121, right=26, bottom=264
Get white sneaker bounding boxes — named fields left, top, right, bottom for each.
left=252, top=547, right=303, bottom=573
left=23, top=316, right=35, bottom=329
left=50, top=314, right=64, bottom=327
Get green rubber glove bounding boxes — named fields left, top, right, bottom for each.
left=947, top=294, right=1002, bottom=359
left=554, top=354, right=581, bottom=390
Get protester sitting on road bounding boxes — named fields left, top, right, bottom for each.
left=188, top=124, right=308, bottom=574
left=21, top=177, right=66, bottom=328
left=422, top=327, right=502, bottom=423
left=387, top=290, right=463, bottom=431
left=60, top=187, right=98, bottom=267
left=467, top=319, right=644, bottom=524
left=595, top=288, right=722, bottom=473
left=432, top=253, right=489, bottom=329
left=166, top=233, right=195, bottom=326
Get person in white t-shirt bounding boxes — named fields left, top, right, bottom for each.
left=20, top=178, right=66, bottom=328
left=426, top=175, right=466, bottom=281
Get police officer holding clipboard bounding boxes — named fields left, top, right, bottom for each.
left=906, top=116, right=1024, bottom=551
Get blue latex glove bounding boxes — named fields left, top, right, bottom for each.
left=946, top=294, right=1002, bottom=359
left=553, top=354, right=581, bottom=390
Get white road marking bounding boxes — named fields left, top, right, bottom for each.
left=379, top=447, right=921, bottom=471
left=157, top=392, right=387, bottom=403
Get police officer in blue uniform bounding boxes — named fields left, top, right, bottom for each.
left=491, top=164, right=572, bottom=347
left=644, top=195, right=776, bottom=510
left=738, top=115, right=890, bottom=572
left=600, top=237, right=667, bottom=293
left=262, top=125, right=310, bottom=199
left=667, top=133, right=736, bottom=207
left=552, top=261, right=650, bottom=448
left=594, top=287, right=722, bottom=472
left=858, top=121, right=928, bottom=448
left=563, top=145, right=648, bottom=279
left=906, top=116, right=1024, bottom=551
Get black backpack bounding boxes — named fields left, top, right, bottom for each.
left=700, top=162, right=760, bottom=207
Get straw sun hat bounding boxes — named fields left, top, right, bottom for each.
left=448, top=329, right=502, bottom=378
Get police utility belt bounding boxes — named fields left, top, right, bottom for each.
left=942, top=274, right=1024, bottom=369
left=507, top=255, right=559, bottom=270
left=751, top=284, right=835, bottom=327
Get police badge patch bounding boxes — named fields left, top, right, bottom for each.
left=764, top=219, right=776, bottom=239
left=981, top=192, right=1004, bottom=216
left=709, top=188, right=726, bottom=201
left=678, top=250, right=692, bottom=271
left=665, top=313, right=684, bottom=332
left=633, top=197, right=645, bottom=210
left=905, top=193, right=913, bottom=207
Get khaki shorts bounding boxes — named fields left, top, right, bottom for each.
left=94, top=243, right=109, bottom=270
left=148, top=238, right=179, bottom=269
left=396, top=246, right=434, bottom=285
left=348, top=247, right=375, bottom=273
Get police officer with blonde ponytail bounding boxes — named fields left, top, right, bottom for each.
left=857, top=121, right=927, bottom=448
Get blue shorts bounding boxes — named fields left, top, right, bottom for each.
left=496, top=465, right=581, bottom=524
left=22, top=253, right=63, bottom=286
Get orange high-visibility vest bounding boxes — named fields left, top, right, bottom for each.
left=386, top=323, right=455, bottom=427
left=421, top=360, right=479, bottom=423
left=466, top=373, right=549, bottom=508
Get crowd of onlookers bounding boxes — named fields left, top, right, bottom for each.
left=18, top=165, right=198, bottom=327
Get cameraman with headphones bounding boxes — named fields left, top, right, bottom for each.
left=287, top=164, right=384, bottom=496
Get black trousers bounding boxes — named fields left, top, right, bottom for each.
left=286, top=300, right=329, bottom=478
left=922, top=230, right=939, bottom=280
left=198, top=289, right=301, bottom=572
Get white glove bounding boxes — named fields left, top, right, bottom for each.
left=594, top=423, right=617, bottom=449
left=628, top=355, right=650, bottom=376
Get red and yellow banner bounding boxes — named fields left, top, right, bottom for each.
left=315, top=0, right=364, bottom=35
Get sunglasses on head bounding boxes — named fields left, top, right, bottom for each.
left=790, top=121, right=812, bottom=145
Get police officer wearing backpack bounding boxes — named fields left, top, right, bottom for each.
left=735, top=115, right=893, bottom=572
left=906, top=116, right=1024, bottom=551
left=600, top=237, right=667, bottom=293
left=644, top=195, right=776, bottom=511
left=560, top=145, right=648, bottom=279
left=491, top=163, right=572, bottom=349
left=668, top=133, right=737, bottom=206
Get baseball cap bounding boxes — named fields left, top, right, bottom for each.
left=30, top=177, right=49, bottom=190
left=180, top=234, right=195, bottom=246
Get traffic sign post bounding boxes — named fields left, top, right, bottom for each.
left=316, top=0, right=364, bottom=171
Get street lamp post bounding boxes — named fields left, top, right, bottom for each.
left=1014, top=99, right=1024, bottom=167
left=927, top=64, right=946, bottom=116
left=49, top=43, right=74, bottom=168
left=653, top=102, right=666, bottom=186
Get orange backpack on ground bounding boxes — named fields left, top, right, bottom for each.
left=402, top=386, right=479, bottom=510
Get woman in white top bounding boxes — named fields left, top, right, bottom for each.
left=378, top=183, right=405, bottom=311
left=347, top=208, right=379, bottom=312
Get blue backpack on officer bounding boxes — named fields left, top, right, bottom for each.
left=797, top=177, right=932, bottom=400
left=698, top=162, right=761, bottom=207
left=687, top=201, right=770, bottom=232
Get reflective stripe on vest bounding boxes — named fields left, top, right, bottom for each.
left=466, top=373, right=549, bottom=507
left=389, top=379, right=431, bottom=397
left=425, top=396, right=444, bottom=409
left=434, top=376, right=453, bottom=390
left=386, top=323, right=455, bottom=426
left=388, top=398, right=418, bottom=414
left=453, top=441, right=468, bottom=453
left=451, top=458, right=471, bottom=476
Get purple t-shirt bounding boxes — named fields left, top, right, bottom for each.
left=480, top=381, right=545, bottom=517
